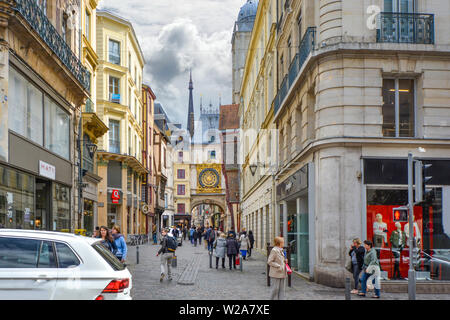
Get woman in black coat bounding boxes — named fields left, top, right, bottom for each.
left=349, top=238, right=365, bottom=294
left=248, top=231, right=255, bottom=257
left=226, top=234, right=240, bottom=270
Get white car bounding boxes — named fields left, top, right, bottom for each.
left=0, top=229, right=132, bottom=300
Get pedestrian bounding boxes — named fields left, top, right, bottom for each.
left=193, top=227, right=199, bottom=247
left=358, top=240, right=381, bottom=298
left=267, top=237, right=288, bottom=300
left=197, top=227, right=203, bottom=246
left=228, top=228, right=237, bottom=238
left=238, top=231, right=250, bottom=260
left=213, top=232, right=227, bottom=269
left=183, top=226, right=187, bottom=241
left=226, top=233, right=240, bottom=270
left=248, top=230, right=255, bottom=258
left=99, top=226, right=117, bottom=255
left=111, top=225, right=127, bottom=263
left=92, top=226, right=100, bottom=238
left=205, top=226, right=212, bottom=251
left=348, top=238, right=365, bottom=294
left=190, top=226, right=195, bottom=245
left=156, top=228, right=176, bottom=282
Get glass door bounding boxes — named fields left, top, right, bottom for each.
left=35, top=179, right=51, bottom=230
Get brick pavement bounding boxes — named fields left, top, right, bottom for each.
left=125, top=239, right=450, bottom=300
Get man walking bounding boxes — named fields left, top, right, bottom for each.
left=156, top=228, right=176, bottom=282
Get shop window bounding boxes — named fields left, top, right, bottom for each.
left=44, top=96, right=70, bottom=160
left=382, top=78, right=415, bottom=138
left=53, top=183, right=70, bottom=232
left=0, top=165, right=35, bottom=230
left=83, top=199, right=94, bottom=237
left=367, top=188, right=450, bottom=280
left=8, top=67, right=44, bottom=146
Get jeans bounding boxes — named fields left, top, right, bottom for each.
left=160, top=253, right=173, bottom=279
left=153, top=233, right=157, bottom=244
left=216, top=257, right=225, bottom=268
left=352, top=263, right=361, bottom=290
left=228, top=254, right=236, bottom=269
left=207, top=241, right=213, bottom=251
left=270, top=277, right=286, bottom=300
left=360, top=271, right=380, bottom=297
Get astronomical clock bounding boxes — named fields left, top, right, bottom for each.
left=197, top=164, right=222, bottom=193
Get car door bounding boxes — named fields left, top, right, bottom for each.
left=0, top=237, right=57, bottom=300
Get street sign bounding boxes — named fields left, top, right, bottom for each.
left=393, top=207, right=408, bottom=222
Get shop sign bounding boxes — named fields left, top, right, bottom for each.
left=39, top=161, right=56, bottom=180
left=111, top=189, right=121, bottom=204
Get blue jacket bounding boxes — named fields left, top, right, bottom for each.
left=113, top=234, right=128, bottom=260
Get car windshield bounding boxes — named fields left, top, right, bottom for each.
left=92, top=241, right=126, bottom=271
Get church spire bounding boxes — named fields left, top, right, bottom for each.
left=187, top=70, right=195, bottom=138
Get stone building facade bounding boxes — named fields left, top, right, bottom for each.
left=271, top=0, right=450, bottom=287
left=0, top=0, right=90, bottom=232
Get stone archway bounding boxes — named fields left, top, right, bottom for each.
left=190, top=195, right=227, bottom=230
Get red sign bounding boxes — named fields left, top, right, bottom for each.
left=111, top=190, right=120, bottom=204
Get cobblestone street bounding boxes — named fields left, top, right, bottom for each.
left=126, top=240, right=450, bottom=300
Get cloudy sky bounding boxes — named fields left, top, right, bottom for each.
left=98, top=0, right=247, bottom=127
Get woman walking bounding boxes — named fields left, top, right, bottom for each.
left=226, top=233, right=240, bottom=270
left=248, top=230, right=255, bottom=258
left=267, top=237, right=288, bottom=300
left=213, top=232, right=227, bottom=269
left=358, top=240, right=381, bottom=298
left=238, top=231, right=251, bottom=260
left=349, top=238, right=365, bottom=294
left=99, top=226, right=117, bottom=255
left=111, top=225, right=127, bottom=263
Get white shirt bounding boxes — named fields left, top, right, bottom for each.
left=373, top=221, right=388, bottom=243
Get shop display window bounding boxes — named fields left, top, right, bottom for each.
left=367, top=188, right=450, bottom=280
left=0, top=165, right=35, bottom=230
left=53, top=183, right=70, bottom=232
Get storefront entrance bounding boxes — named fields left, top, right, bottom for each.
left=35, top=178, right=51, bottom=230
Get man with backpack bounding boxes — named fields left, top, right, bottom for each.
left=156, top=228, right=177, bottom=282
left=208, top=227, right=218, bottom=252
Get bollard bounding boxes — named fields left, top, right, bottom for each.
left=209, top=250, right=212, bottom=268
left=345, top=277, right=351, bottom=300
left=136, top=245, right=139, bottom=265
left=240, top=254, right=243, bottom=272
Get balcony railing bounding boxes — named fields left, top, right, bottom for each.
left=13, top=0, right=91, bottom=92
left=273, top=27, right=316, bottom=116
left=377, top=12, right=434, bottom=44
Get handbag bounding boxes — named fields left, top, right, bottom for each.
left=286, top=263, right=292, bottom=275
left=236, top=255, right=240, bottom=266
left=345, top=259, right=353, bottom=273
left=171, top=255, right=177, bottom=268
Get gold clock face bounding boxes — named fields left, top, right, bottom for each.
left=199, top=169, right=220, bottom=188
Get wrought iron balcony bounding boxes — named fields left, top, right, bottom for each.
left=13, top=0, right=91, bottom=92
left=377, top=12, right=434, bottom=44
left=274, top=27, right=316, bottom=116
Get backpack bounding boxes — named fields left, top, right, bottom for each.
left=167, top=236, right=177, bottom=252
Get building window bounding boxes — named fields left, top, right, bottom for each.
left=279, top=55, right=284, bottom=82
left=210, top=150, right=216, bottom=160
left=287, top=36, right=292, bottom=65
left=53, top=183, right=70, bottom=232
left=82, top=134, right=94, bottom=174
left=178, top=151, right=183, bottom=162
left=382, top=79, right=415, bottom=138
left=8, top=67, right=44, bottom=147
left=62, top=13, right=68, bottom=43
left=44, top=96, right=70, bottom=160
left=109, top=120, right=120, bottom=154
left=177, top=185, right=185, bottom=195
left=177, top=203, right=185, bottom=214
left=109, top=77, right=120, bottom=103
left=177, top=169, right=185, bottom=179
left=109, top=40, right=121, bottom=65
left=297, top=10, right=302, bottom=41
left=85, top=11, right=91, bottom=42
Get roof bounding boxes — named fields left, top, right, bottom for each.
left=219, top=104, right=240, bottom=130
left=237, top=0, right=258, bottom=23
left=142, top=83, right=156, bottom=100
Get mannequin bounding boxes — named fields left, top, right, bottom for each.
left=404, top=214, right=421, bottom=248
left=373, top=213, right=388, bottom=248
left=389, top=222, right=406, bottom=280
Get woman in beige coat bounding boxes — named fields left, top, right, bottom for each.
left=267, top=237, right=288, bottom=300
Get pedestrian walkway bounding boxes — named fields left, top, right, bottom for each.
left=126, top=240, right=450, bottom=300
